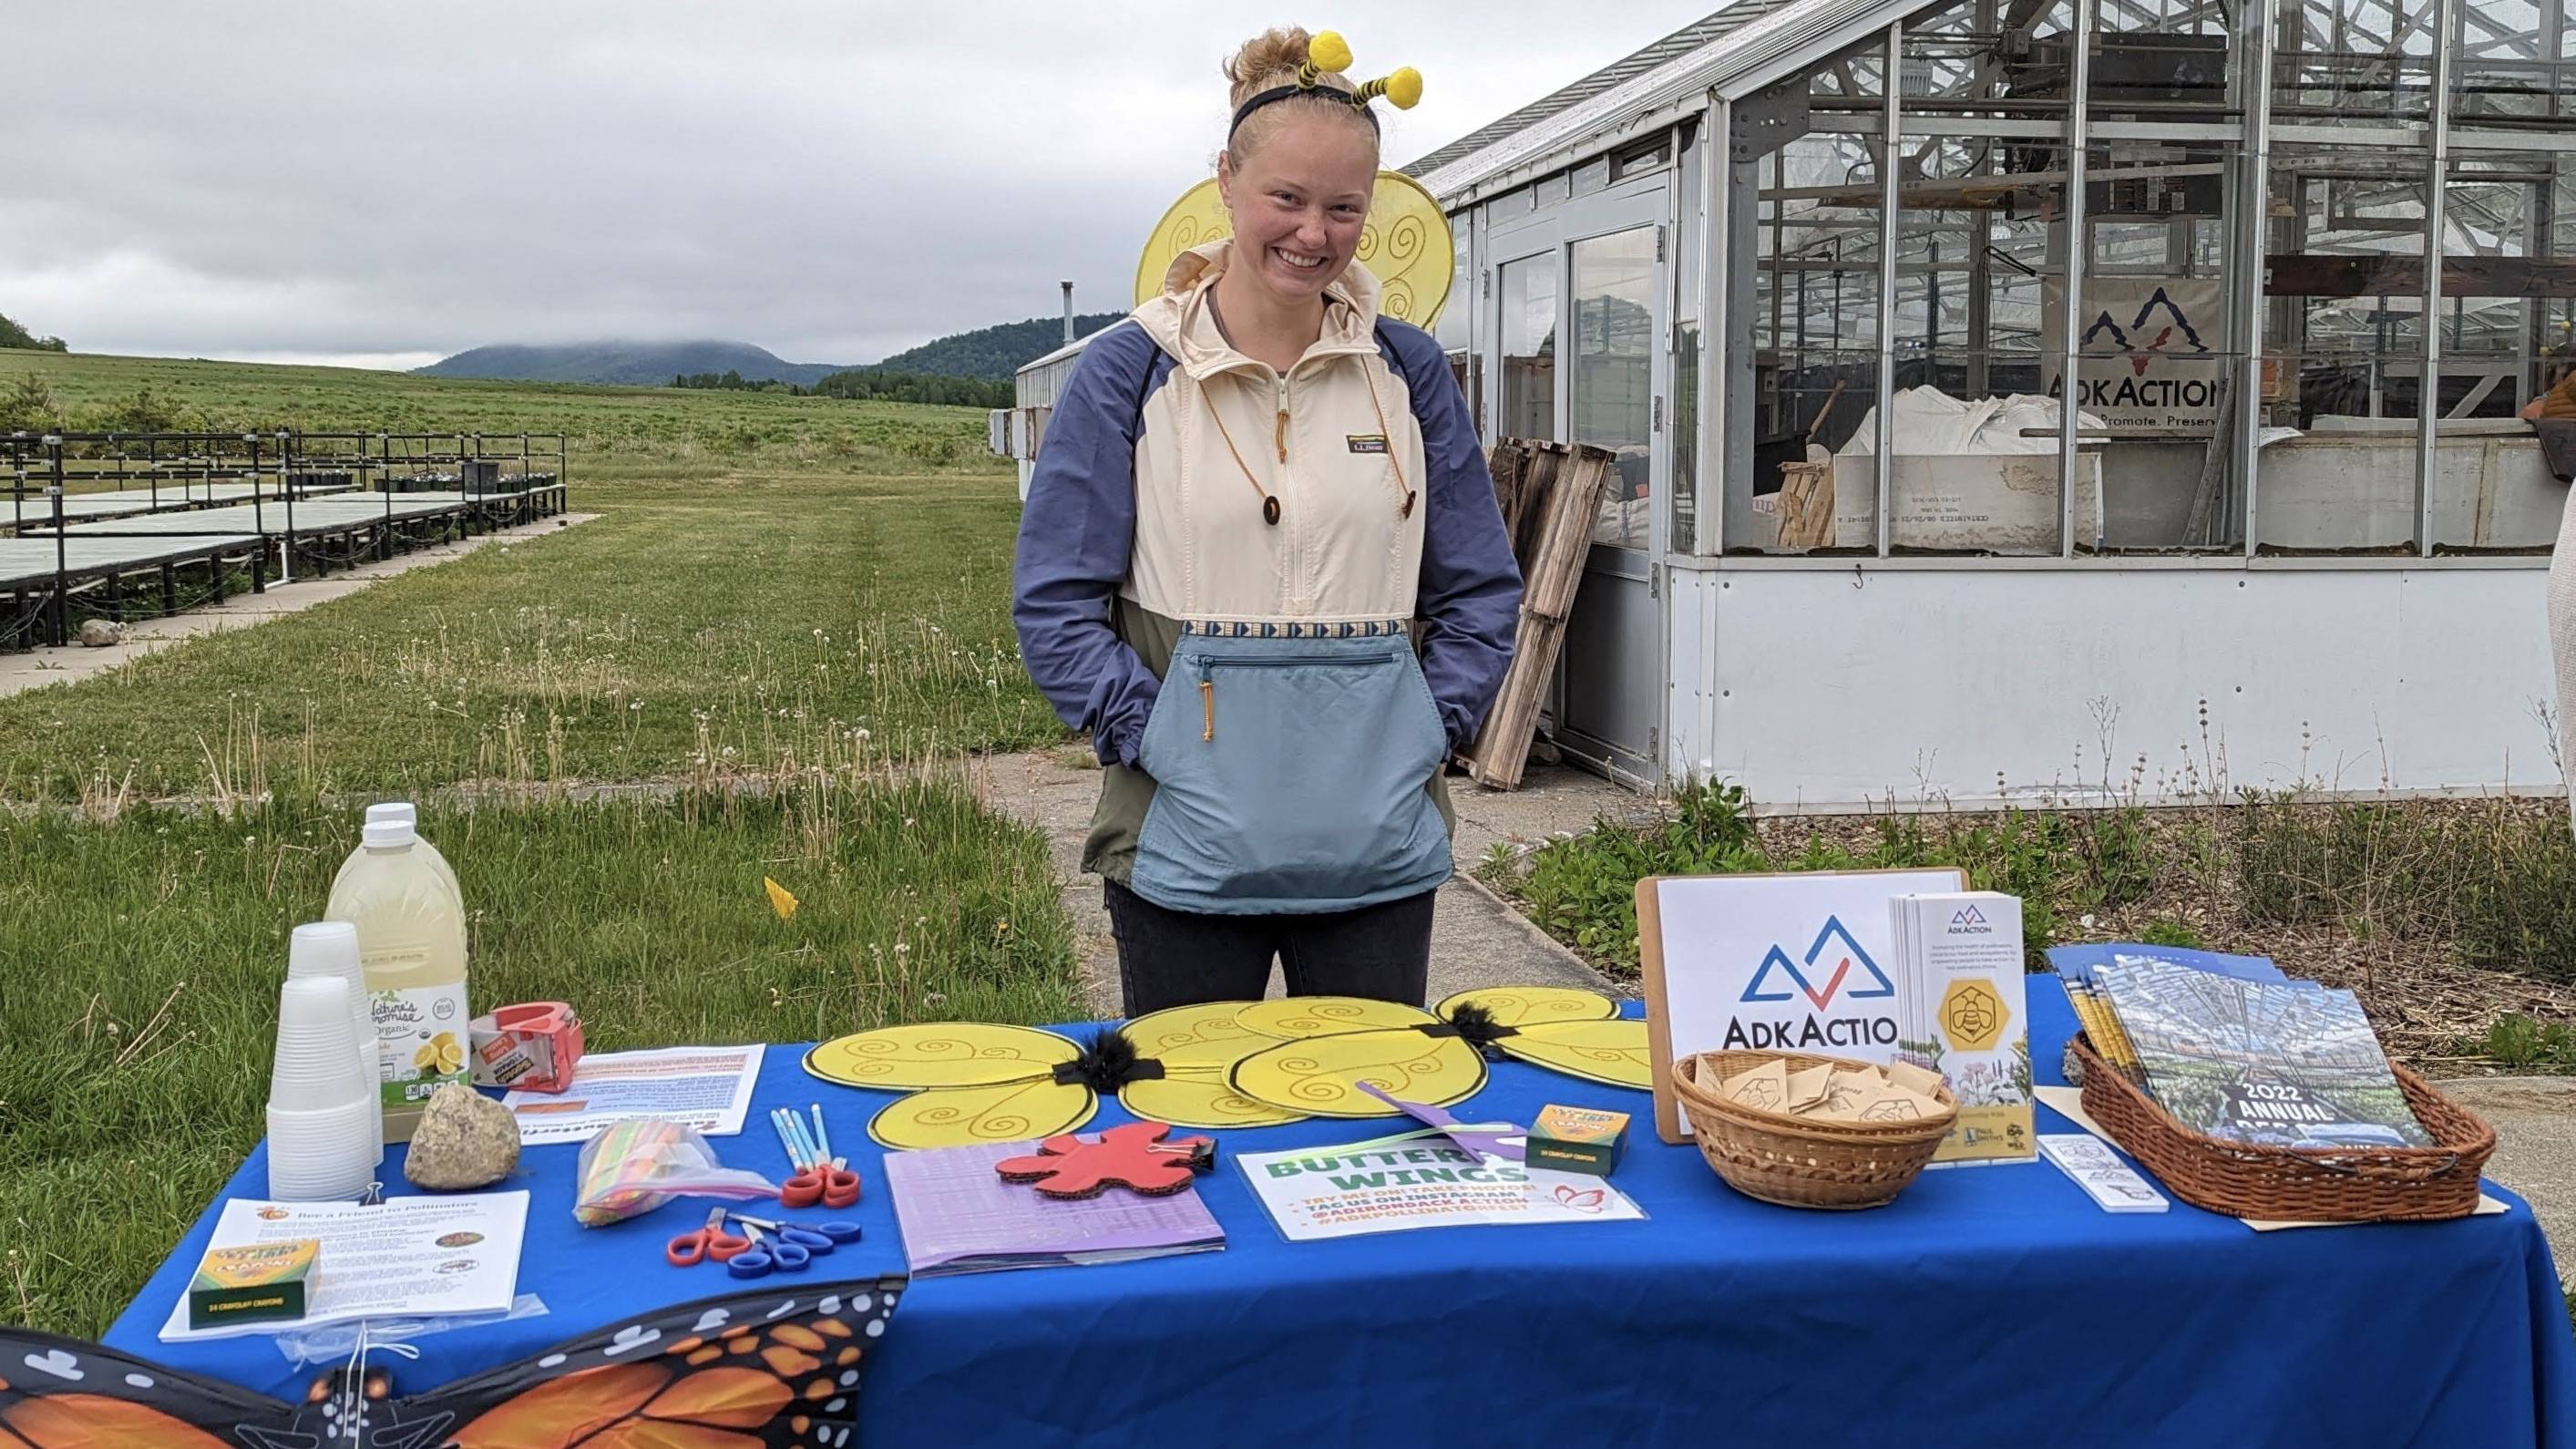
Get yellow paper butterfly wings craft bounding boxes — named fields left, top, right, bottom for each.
left=802, top=988, right=1653, bottom=1150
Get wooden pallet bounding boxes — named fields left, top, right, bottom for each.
left=1455, top=438, right=1616, bottom=790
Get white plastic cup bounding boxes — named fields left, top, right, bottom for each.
left=265, top=1098, right=376, bottom=1201
left=288, top=920, right=383, bottom=1163
left=271, top=977, right=367, bottom=1109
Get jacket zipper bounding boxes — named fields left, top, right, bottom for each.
left=1194, top=650, right=1400, bottom=741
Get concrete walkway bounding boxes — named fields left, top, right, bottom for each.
left=0, top=512, right=598, bottom=698
left=973, top=748, right=1644, bottom=1018
left=2433, top=1076, right=2576, bottom=1289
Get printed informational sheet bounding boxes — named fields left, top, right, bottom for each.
left=159, top=1192, right=527, bottom=1342
left=503, top=1043, right=765, bottom=1145
left=1237, top=1129, right=1645, bottom=1241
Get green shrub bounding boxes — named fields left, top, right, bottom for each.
left=2463, top=1013, right=2576, bottom=1070
left=2458, top=831, right=2576, bottom=984
left=2135, top=918, right=2204, bottom=949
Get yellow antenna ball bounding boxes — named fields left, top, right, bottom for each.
left=1385, top=66, right=1423, bottom=109
left=1309, top=30, right=1353, bottom=73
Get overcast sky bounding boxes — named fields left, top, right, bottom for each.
left=3, top=2, right=1720, bottom=370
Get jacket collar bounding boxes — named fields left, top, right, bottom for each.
left=1133, top=239, right=1383, bottom=382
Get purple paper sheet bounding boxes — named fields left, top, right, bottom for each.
left=883, top=1138, right=1224, bottom=1276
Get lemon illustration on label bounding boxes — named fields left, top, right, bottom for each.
left=414, top=1031, right=466, bottom=1074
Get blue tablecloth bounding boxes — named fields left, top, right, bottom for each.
left=110, top=982, right=2576, bottom=1447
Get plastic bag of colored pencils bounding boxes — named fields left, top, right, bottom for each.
left=572, top=1117, right=780, bottom=1228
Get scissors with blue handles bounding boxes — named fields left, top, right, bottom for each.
left=725, top=1221, right=814, bottom=1279
left=728, top=1214, right=861, bottom=1255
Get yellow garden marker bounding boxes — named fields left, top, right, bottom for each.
left=763, top=876, right=799, bottom=920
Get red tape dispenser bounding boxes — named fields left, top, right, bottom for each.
left=469, top=1002, right=584, bottom=1093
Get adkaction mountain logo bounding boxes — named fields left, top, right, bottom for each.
left=1725, top=915, right=1903, bottom=1051
left=1742, top=916, right=1896, bottom=1008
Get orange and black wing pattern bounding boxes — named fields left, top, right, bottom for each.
left=0, top=1274, right=903, bottom=1448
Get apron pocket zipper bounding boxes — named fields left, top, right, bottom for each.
left=1194, top=651, right=1401, bottom=743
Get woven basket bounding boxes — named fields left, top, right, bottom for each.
left=1672, top=1051, right=1959, bottom=1210
left=2068, top=1033, right=2496, bottom=1221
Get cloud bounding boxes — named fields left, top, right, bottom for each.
left=2, top=2, right=1723, bottom=368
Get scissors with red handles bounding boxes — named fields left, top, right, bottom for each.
left=781, top=1160, right=860, bottom=1210
left=664, top=1207, right=752, bottom=1267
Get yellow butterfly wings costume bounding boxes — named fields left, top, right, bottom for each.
left=803, top=988, right=1651, bottom=1149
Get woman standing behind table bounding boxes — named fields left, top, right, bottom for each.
left=1012, top=26, right=1522, bottom=1016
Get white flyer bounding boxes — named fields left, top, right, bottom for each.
left=502, top=1043, right=765, bottom=1145
left=2038, top=1133, right=2170, bottom=1212
left=1237, top=1129, right=1645, bottom=1241
left=159, top=1191, right=528, bottom=1342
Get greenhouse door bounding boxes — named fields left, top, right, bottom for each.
left=1487, top=182, right=1670, bottom=787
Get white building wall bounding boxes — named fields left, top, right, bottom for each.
left=1667, top=563, right=2561, bottom=809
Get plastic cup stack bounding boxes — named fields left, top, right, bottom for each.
left=287, top=920, right=383, bottom=1164
left=266, top=976, right=378, bottom=1202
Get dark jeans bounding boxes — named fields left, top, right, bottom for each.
left=1103, top=879, right=1437, bottom=1016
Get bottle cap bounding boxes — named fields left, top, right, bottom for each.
left=362, top=818, right=416, bottom=848
left=365, top=802, right=418, bottom=827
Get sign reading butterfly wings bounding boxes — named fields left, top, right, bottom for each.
left=0, top=1278, right=902, bottom=1449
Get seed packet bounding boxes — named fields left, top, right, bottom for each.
left=1718, top=1058, right=1792, bottom=1114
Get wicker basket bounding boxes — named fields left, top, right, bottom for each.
left=2068, top=1033, right=2496, bottom=1221
left=1672, top=1051, right=1959, bottom=1210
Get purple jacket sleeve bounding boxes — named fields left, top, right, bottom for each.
left=1011, top=323, right=1167, bottom=767
left=1383, top=323, right=1523, bottom=748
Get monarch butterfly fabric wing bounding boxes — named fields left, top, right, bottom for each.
left=803, top=1023, right=1080, bottom=1090
left=1492, top=1018, right=1655, bottom=1089
left=436, top=1277, right=901, bottom=1448
left=866, top=1076, right=1097, bottom=1150
left=0, top=1326, right=299, bottom=1447
left=1226, top=1026, right=1488, bottom=1118
left=0, top=1279, right=902, bottom=1449
left=1434, top=986, right=1621, bottom=1029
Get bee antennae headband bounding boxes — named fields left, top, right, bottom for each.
left=1226, top=29, right=1422, bottom=139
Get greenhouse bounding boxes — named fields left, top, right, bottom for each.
left=1019, top=0, right=2575, bottom=805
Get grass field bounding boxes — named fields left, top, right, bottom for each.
left=4, top=351, right=995, bottom=469
left=0, top=354, right=1062, bottom=797
left=0, top=350, right=1084, bottom=1337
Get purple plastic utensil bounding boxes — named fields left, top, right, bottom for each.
left=1355, top=1082, right=1525, bottom=1161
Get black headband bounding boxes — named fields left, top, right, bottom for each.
left=1229, top=83, right=1379, bottom=140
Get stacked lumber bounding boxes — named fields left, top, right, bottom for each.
left=1455, top=438, right=1616, bottom=790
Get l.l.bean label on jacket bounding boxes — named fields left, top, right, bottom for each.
left=1346, top=434, right=1390, bottom=454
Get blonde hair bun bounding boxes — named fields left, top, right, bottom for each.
left=1224, top=26, right=1319, bottom=109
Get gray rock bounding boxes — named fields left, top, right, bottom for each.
left=77, top=618, right=125, bottom=647
left=403, top=1082, right=521, bottom=1191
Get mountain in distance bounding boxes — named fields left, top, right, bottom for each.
left=416, top=340, right=842, bottom=387
left=872, top=313, right=1124, bottom=382
left=416, top=312, right=1132, bottom=389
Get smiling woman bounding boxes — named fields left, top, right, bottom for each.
left=1009, top=26, right=1524, bottom=1018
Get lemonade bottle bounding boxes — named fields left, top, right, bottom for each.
left=326, top=812, right=469, bottom=1143
left=334, top=803, right=462, bottom=913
